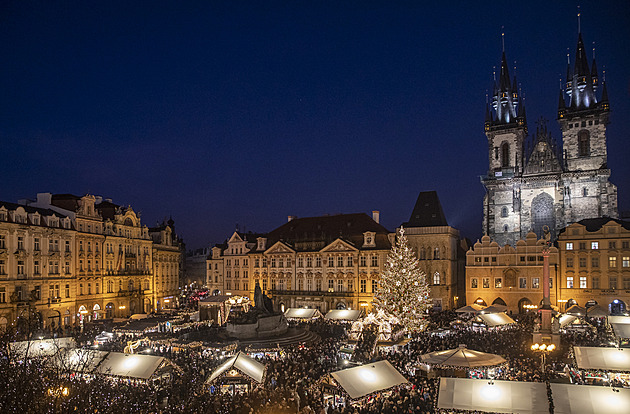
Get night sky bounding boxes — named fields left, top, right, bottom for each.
left=1, top=1, right=629, bottom=249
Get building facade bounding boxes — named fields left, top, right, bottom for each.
left=402, top=191, right=466, bottom=310
left=0, top=192, right=182, bottom=333
left=149, top=219, right=183, bottom=311
left=557, top=218, right=630, bottom=314
left=207, top=212, right=392, bottom=313
left=481, top=28, right=617, bottom=247
left=466, top=232, right=559, bottom=314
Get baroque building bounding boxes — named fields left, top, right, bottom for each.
left=482, top=27, right=617, bottom=247
left=207, top=212, right=391, bottom=313
left=401, top=191, right=467, bottom=310
left=0, top=192, right=182, bottom=333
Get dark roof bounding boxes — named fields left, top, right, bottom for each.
left=559, top=217, right=630, bottom=234
left=403, top=191, right=448, bottom=227
left=265, top=213, right=391, bottom=252
left=0, top=200, right=69, bottom=219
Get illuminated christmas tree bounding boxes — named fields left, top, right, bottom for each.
left=375, top=226, right=431, bottom=332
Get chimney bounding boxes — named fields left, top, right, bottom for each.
left=372, top=210, right=380, bottom=224
left=288, top=215, right=297, bottom=222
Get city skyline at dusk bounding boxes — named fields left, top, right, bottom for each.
left=2, top=1, right=629, bottom=248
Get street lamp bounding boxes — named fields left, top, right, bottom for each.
left=531, top=343, right=556, bottom=374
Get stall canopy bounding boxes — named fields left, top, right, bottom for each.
left=57, top=349, right=107, bottom=373
left=284, top=308, right=322, bottom=320
left=551, top=383, right=630, bottom=414
left=94, top=352, right=169, bottom=380
left=206, top=352, right=266, bottom=384
left=574, top=346, right=630, bottom=372
left=480, top=304, right=508, bottom=314
left=559, top=314, right=579, bottom=328
left=586, top=305, right=609, bottom=318
left=456, top=304, right=486, bottom=313
left=420, top=345, right=506, bottom=368
left=330, top=360, right=407, bottom=399
left=437, top=378, right=548, bottom=414
left=325, top=309, right=362, bottom=321
left=608, top=316, right=630, bottom=325
left=612, top=323, right=630, bottom=339
left=476, top=313, right=516, bottom=327
left=9, top=337, right=76, bottom=359
left=566, top=305, right=587, bottom=316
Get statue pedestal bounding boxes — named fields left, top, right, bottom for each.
left=532, top=308, right=561, bottom=347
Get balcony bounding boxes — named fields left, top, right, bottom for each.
left=270, top=289, right=355, bottom=297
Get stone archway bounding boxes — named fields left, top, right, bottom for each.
left=518, top=298, right=533, bottom=314
left=474, top=297, right=487, bottom=306
left=492, top=297, right=507, bottom=306
left=531, top=192, right=555, bottom=239
left=610, top=299, right=627, bottom=315
left=336, top=302, right=347, bottom=310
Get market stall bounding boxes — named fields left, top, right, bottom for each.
left=550, top=383, right=630, bottom=414
left=573, top=346, right=630, bottom=386
left=455, top=304, right=486, bottom=314
left=472, top=313, right=516, bottom=330
left=322, top=360, right=408, bottom=409
left=205, top=351, right=266, bottom=395
left=284, top=308, right=323, bottom=320
left=324, top=309, right=363, bottom=321
left=437, top=378, right=548, bottom=414
left=420, top=345, right=507, bottom=379
left=9, top=337, right=76, bottom=359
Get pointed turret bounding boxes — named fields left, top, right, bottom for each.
left=490, top=51, right=519, bottom=125
left=566, top=32, right=598, bottom=109
left=600, top=81, right=609, bottom=111
left=557, top=89, right=567, bottom=119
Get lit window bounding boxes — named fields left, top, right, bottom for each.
left=471, top=278, right=478, bottom=288
left=579, top=277, right=587, bottom=288
left=532, top=278, right=540, bottom=289
left=566, top=242, right=573, bottom=250
left=609, top=256, right=617, bottom=268
left=494, top=278, right=502, bottom=288
left=623, top=257, right=629, bottom=268
left=433, top=272, right=440, bottom=285
left=591, top=242, right=598, bottom=250
left=567, top=277, right=573, bottom=289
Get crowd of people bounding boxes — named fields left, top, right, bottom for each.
left=0, top=308, right=625, bottom=413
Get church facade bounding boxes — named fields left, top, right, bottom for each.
left=481, top=28, right=617, bottom=247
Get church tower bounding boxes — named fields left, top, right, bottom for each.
left=557, top=16, right=617, bottom=224
left=481, top=38, right=528, bottom=247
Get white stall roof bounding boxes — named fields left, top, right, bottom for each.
left=551, top=383, right=630, bottom=414
left=437, top=378, right=548, bottom=414
left=477, top=313, right=516, bottom=327
left=420, top=345, right=506, bottom=368
left=559, top=314, right=578, bottom=328
left=325, top=309, right=362, bottom=321
left=9, top=337, right=76, bottom=358
left=94, top=352, right=166, bottom=379
left=574, top=347, right=630, bottom=372
left=456, top=304, right=486, bottom=313
left=330, top=360, right=407, bottom=399
left=284, top=308, right=322, bottom=319
left=58, top=349, right=107, bottom=373
left=612, top=323, right=630, bottom=339
left=608, top=316, right=630, bottom=325
left=206, top=352, right=266, bottom=384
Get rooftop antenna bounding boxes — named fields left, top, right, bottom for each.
left=501, top=26, right=505, bottom=52
left=577, top=6, right=581, bottom=34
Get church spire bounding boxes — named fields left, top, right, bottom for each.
left=490, top=30, right=520, bottom=126
left=565, top=10, right=597, bottom=109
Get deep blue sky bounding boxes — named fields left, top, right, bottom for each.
left=1, top=1, right=629, bottom=249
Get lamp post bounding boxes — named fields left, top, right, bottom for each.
left=531, top=343, right=556, bottom=374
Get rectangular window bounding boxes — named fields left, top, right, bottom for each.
left=520, top=256, right=525, bottom=262
left=623, top=241, right=629, bottom=249
left=0, top=260, right=5, bottom=274
left=609, top=241, right=617, bottom=249
left=360, top=279, right=366, bottom=293
left=591, top=242, right=599, bottom=250
left=307, top=257, right=313, bottom=267
left=328, top=279, right=334, bottom=291
left=65, top=241, right=70, bottom=252
left=285, top=258, right=290, bottom=267
left=494, top=278, right=502, bottom=288
left=623, top=257, right=630, bottom=268
left=471, top=278, right=478, bottom=289
left=609, top=256, right=617, bottom=268
left=297, top=257, right=303, bottom=267
left=34, top=238, right=40, bottom=251
left=519, top=278, right=527, bottom=289
left=372, top=279, right=378, bottom=293
left=65, top=284, right=70, bottom=298
left=567, top=277, right=574, bottom=289
left=483, top=278, right=489, bottom=289
left=592, top=257, right=599, bottom=268
left=592, top=277, right=600, bottom=289
left=262, top=279, right=267, bottom=291
left=34, top=260, right=40, bottom=275
left=278, top=258, right=283, bottom=268
left=315, top=279, right=321, bottom=291
left=532, top=278, right=540, bottom=289
left=271, top=258, right=276, bottom=268
left=360, top=256, right=366, bottom=267
left=0, top=287, right=5, bottom=303
left=610, top=277, right=618, bottom=290
left=49, top=284, right=54, bottom=299
left=567, top=257, right=573, bottom=267
left=337, top=279, right=343, bottom=292
left=337, top=256, right=344, bottom=267
left=549, top=277, right=553, bottom=289
left=306, top=279, right=312, bottom=291
left=623, top=278, right=630, bottom=290
left=348, top=280, right=353, bottom=292
left=579, top=242, right=586, bottom=250
left=262, top=258, right=267, bottom=267
left=17, top=260, right=25, bottom=275
left=578, top=257, right=586, bottom=267
left=328, top=257, right=334, bottom=267
left=566, top=242, right=573, bottom=250
left=579, top=277, right=587, bottom=288
left=0, top=235, right=4, bottom=248
left=254, top=258, right=259, bottom=268
left=18, top=236, right=24, bottom=250
left=371, top=255, right=378, bottom=267
left=347, top=256, right=353, bottom=267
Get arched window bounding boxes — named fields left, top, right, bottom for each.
left=433, top=248, right=440, bottom=260
left=501, top=207, right=508, bottom=217
left=578, top=130, right=590, bottom=156
left=433, top=272, right=441, bottom=285
left=418, top=248, right=426, bottom=260
left=501, top=142, right=510, bottom=167
left=583, top=187, right=588, bottom=197
left=503, top=224, right=509, bottom=232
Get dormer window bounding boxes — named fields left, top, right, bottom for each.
left=363, top=232, right=376, bottom=248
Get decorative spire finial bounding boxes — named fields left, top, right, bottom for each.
left=592, top=41, right=595, bottom=59
left=567, top=48, right=570, bottom=65
left=501, top=26, right=505, bottom=52
left=577, top=5, right=581, bottom=34
left=493, top=66, right=496, bottom=82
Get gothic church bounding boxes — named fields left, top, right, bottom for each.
left=481, top=25, right=618, bottom=246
